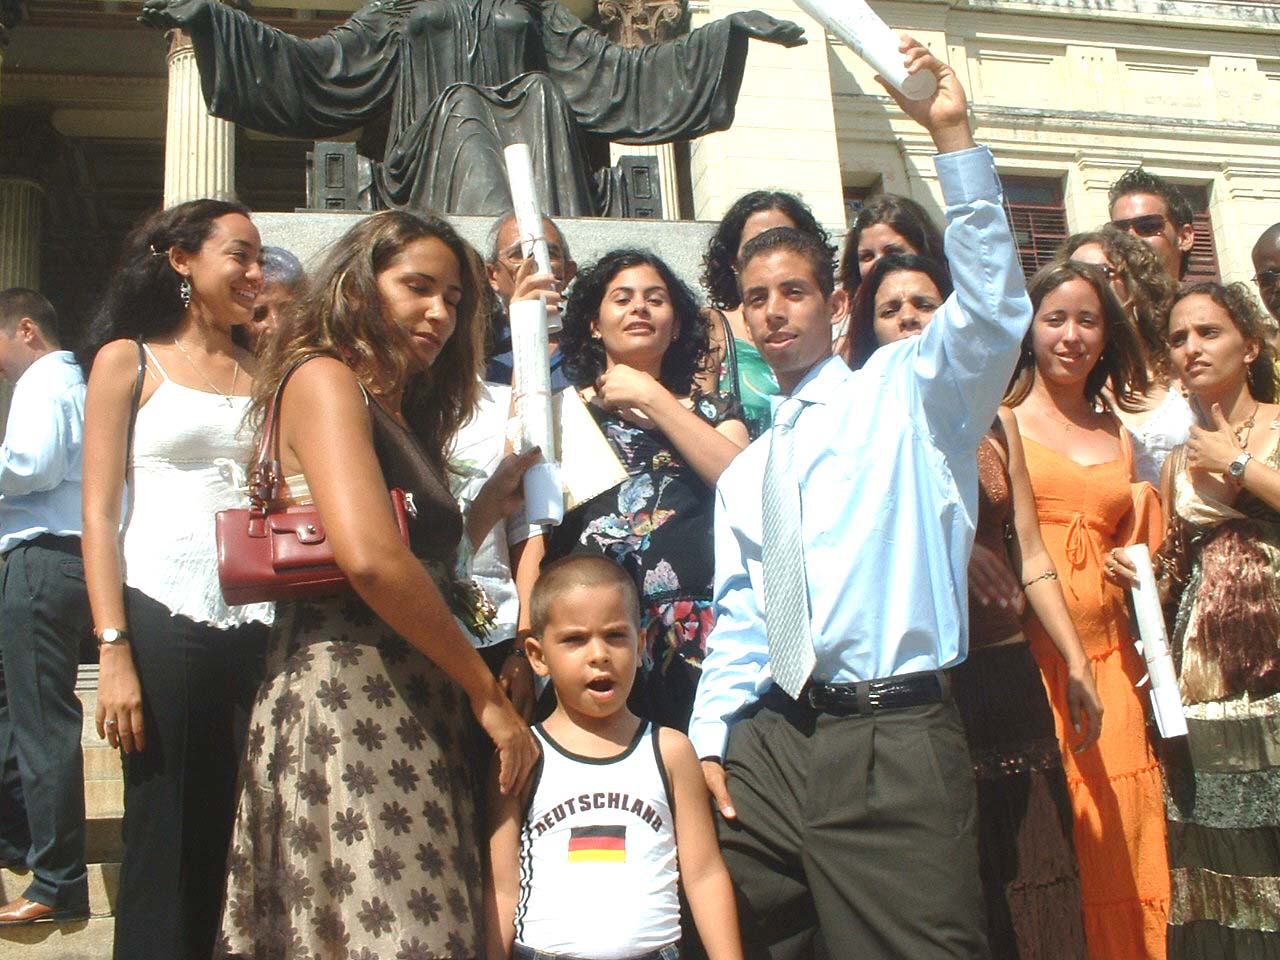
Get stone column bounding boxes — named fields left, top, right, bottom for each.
left=164, top=30, right=236, bottom=207
left=0, top=177, right=42, bottom=289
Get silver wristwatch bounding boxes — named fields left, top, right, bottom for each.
left=96, top=627, right=130, bottom=647
left=1229, top=452, right=1253, bottom=482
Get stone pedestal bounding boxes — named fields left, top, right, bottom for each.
left=163, top=30, right=235, bottom=207
left=0, top=176, right=43, bottom=289
left=609, top=143, right=681, bottom=219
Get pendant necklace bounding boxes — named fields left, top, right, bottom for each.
left=173, top=339, right=240, bottom=407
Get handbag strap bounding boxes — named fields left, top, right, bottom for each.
left=715, top=309, right=741, bottom=404
left=124, top=339, right=145, bottom=484
left=248, top=355, right=372, bottom=509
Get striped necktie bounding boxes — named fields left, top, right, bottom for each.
left=762, top=396, right=815, bottom=698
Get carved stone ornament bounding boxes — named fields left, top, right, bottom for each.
left=595, top=0, right=689, bottom=47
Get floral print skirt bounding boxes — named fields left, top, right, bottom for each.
left=218, top=596, right=482, bottom=960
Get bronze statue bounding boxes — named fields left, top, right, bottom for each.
left=139, top=0, right=804, bottom=217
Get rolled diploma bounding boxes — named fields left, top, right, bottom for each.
left=509, top=298, right=563, bottom=526
left=793, top=0, right=937, bottom=101
left=1121, top=544, right=1188, bottom=739
left=503, top=143, right=560, bottom=334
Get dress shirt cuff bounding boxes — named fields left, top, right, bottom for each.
left=688, top=721, right=729, bottom=762
left=934, top=145, right=1000, bottom=206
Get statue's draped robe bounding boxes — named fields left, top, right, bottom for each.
left=189, top=0, right=751, bottom=216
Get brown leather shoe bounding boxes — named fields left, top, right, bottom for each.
left=0, top=896, right=88, bottom=925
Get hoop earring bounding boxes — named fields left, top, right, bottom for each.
left=179, top=278, right=192, bottom=309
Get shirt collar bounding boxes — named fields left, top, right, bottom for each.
left=768, top=354, right=850, bottom=413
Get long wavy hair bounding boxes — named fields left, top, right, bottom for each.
left=837, top=194, right=945, bottom=301
left=1005, top=260, right=1149, bottom=412
left=1170, top=282, right=1278, bottom=404
left=76, top=199, right=252, bottom=374
left=701, top=191, right=833, bottom=311
left=843, top=253, right=954, bottom=371
left=1057, top=227, right=1177, bottom=378
left=251, top=211, right=487, bottom=470
left=561, top=249, right=708, bottom=396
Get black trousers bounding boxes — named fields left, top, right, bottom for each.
left=0, top=535, right=93, bottom=910
left=112, top=588, right=267, bottom=960
left=718, top=690, right=990, bottom=960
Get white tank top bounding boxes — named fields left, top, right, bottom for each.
left=515, top=722, right=679, bottom=958
left=120, top=345, right=273, bottom=629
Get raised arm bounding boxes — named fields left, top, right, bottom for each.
left=139, top=0, right=399, bottom=138
left=592, top=367, right=748, bottom=486
left=281, top=358, right=537, bottom=796
left=876, top=37, right=1031, bottom=454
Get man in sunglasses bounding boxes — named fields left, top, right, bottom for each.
left=1108, top=168, right=1195, bottom=283
left=1251, top=223, right=1280, bottom=324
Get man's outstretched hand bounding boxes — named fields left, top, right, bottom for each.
left=728, top=11, right=807, bottom=49
left=138, top=0, right=213, bottom=30
left=876, top=34, right=975, bottom=154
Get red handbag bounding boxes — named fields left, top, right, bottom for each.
left=215, top=357, right=411, bottom=605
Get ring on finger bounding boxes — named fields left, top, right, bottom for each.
left=104, top=718, right=118, bottom=728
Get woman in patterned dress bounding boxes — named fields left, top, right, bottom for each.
left=519, top=249, right=749, bottom=731
left=1155, top=282, right=1280, bottom=958
left=218, top=211, right=538, bottom=960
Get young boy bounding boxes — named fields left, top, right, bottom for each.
left=485, top=554, right=742, bottom=960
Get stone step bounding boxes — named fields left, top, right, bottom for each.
left=84, top=780, right=122, bottom=823
left=0, top=862, right=119, bottom=919
left=0, top=916, right=114, bottom=959
left=84, top=814, right=123, bottom=868
left=82, top=745, right=121, bottom=783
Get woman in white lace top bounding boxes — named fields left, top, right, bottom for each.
left=78, top=199, right=270, bottom=960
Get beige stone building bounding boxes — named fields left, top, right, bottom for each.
left=2, top=0, right=1279, bottom=322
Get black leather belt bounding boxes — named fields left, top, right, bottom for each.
left=802, top=671, right=948, bottom=716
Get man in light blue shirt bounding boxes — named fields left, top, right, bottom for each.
left=688, top=40, right=1030, bottom=958
left=0, top=289, right=92, bottom=926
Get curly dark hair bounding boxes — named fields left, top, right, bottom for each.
left=1057, top=227, right=1178, bottom=379
left=76, top=198, right=252, bottom=373
left=561, top=249, right=708, bottom=396
left=1006, top=261, right=1150, bottom=412
left=837, top=195, right=945, bottom=301
left=701, top=191, right=833, bottom=311
left=844, top=254, right=953, bottom=371
left=1169, top=282, right=1278, bottom=404
left=1108, top=168, right=1193, bottom=229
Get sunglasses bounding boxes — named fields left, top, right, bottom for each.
left=1253, top=270, right=1280, bottom=287
left=1109, top=214, right=1170, bottom=238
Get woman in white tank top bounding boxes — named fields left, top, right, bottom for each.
left=78, top=199, right=271, bottom=960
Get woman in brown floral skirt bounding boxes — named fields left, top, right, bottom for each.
left=218, top=211, right=539, bottom=960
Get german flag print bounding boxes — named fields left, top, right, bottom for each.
left=567, top=825, right=626, bottom=863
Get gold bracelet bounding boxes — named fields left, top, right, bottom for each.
left=1022, top=570, right=1059, bottom=588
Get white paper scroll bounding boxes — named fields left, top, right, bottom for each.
left=509, top=298, right=563, bottom=526
left=1121, top=544, right=1188, bottom=739
left=794, top=0, right=937, bottom=101
left=502, top=143, right=560, bottom=334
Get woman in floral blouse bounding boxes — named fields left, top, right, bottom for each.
left=520, top=249, right=748, bottom=730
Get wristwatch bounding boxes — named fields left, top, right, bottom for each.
left=96, top=628, right=130, bottom=647
left=1229, top=452, right=1253, bottom=483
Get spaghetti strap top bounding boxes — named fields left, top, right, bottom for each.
left=121, top=343, right=272, bottom=628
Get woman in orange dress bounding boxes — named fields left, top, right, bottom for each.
left=1008, top=261, right=1169, bottom=959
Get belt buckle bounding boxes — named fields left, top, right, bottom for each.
left=864, top=684, right=882, bottom=712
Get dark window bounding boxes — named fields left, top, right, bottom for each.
left=1001, top=175, right=1068, bottom=280
left=1180, top=184, right=1220, bottom=284
left=843, top=183, right=876, bottom=226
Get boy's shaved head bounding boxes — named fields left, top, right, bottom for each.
left=530, top=555, right=640, bottom=636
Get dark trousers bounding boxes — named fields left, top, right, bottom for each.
left=0, top=650, right=32, bottom=865
left=113, top=588, right=267, bottom=960
left=0, top=536, right=92, bottom=910
left=718, top=690, right=989, bottom=960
